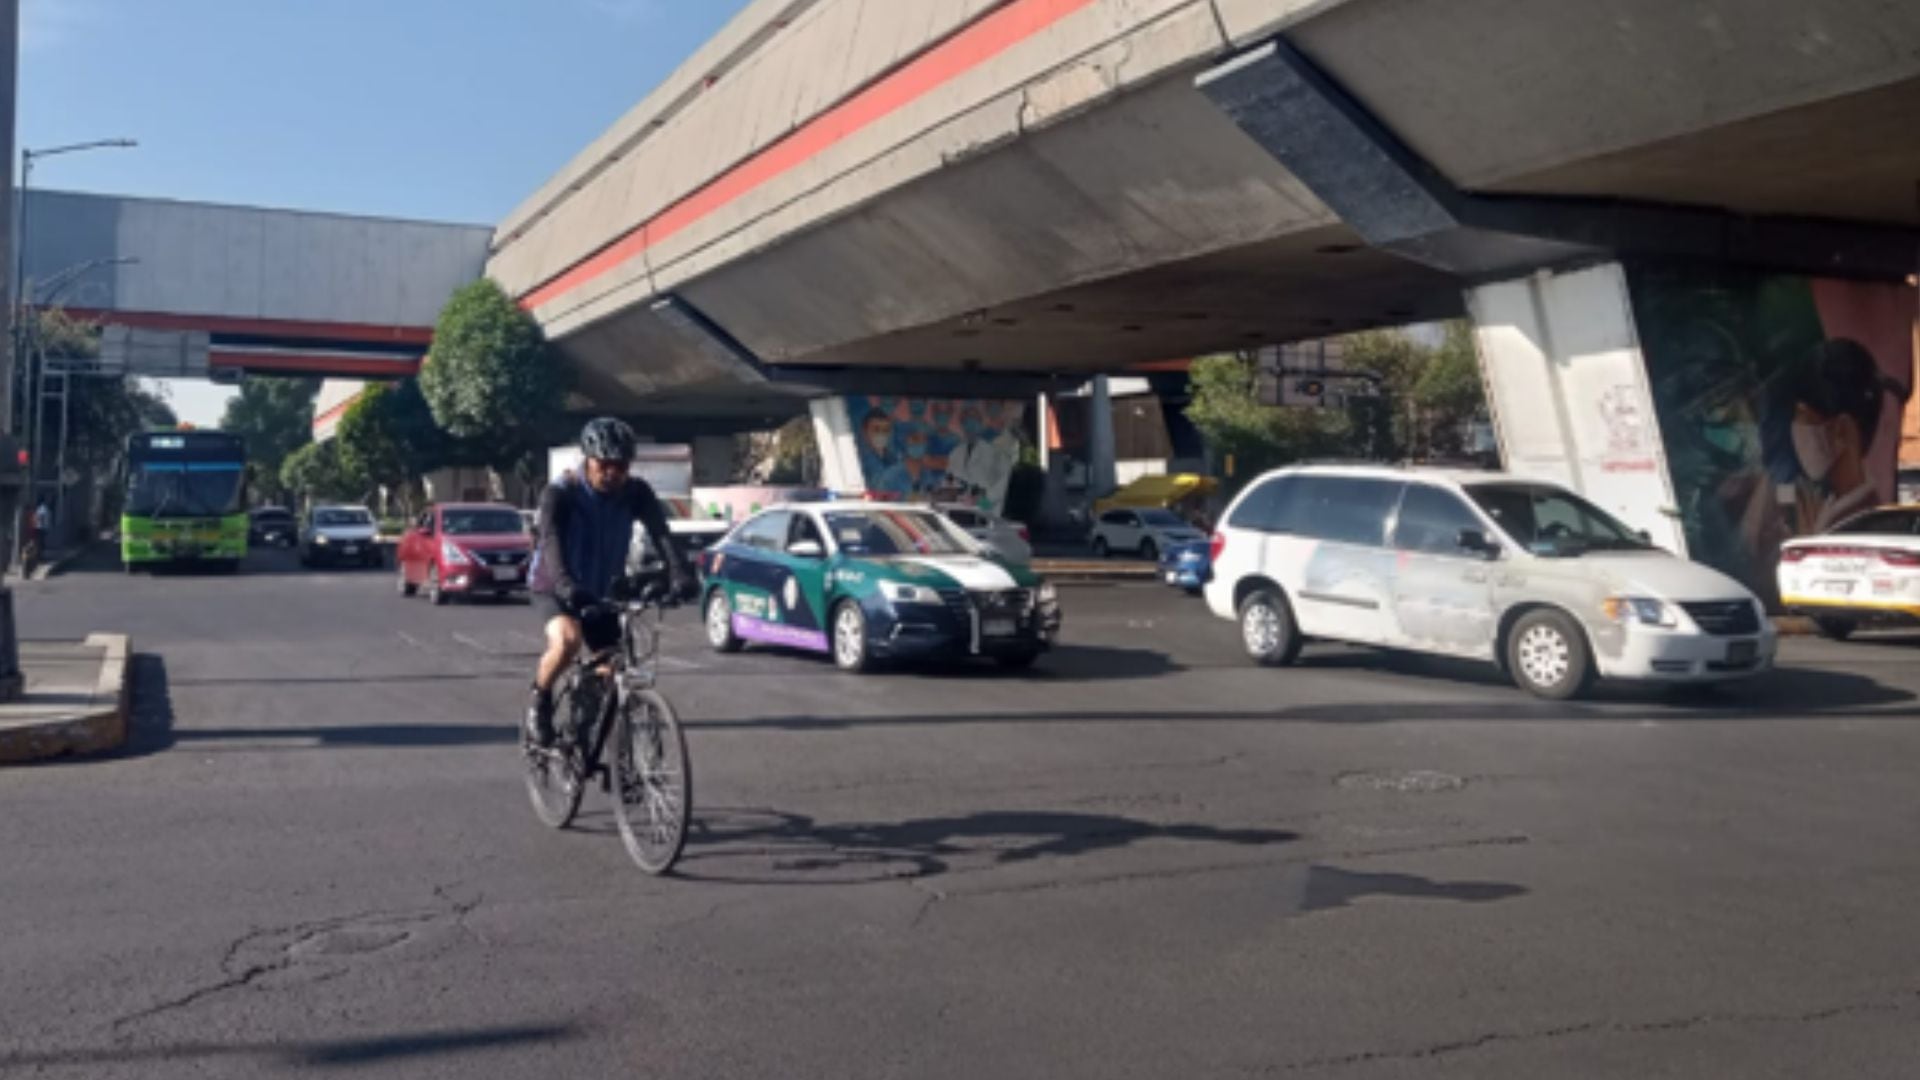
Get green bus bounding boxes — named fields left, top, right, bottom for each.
left=121, top=431, right=249, bottom=572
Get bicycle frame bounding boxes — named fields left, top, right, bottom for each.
left=570, top=598, right=667, bottom=790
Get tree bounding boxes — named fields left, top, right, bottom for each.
left=280, top=441, right=359, bottom=504
left=336, top=385, right=409, bottom=499
left=222, top=376, right=320, bottom=500
left=419, top=279, right=567, bottom=479
left=1184, top=352, right=1347, bottom=491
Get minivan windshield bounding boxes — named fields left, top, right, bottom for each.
left=1465, top=483, right=1652, bottom=557
left=1139, top=510, right=1187, bottom=527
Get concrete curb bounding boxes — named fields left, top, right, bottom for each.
left=0, top=634, right=132, bottom=765
left=1032, top=559, right=1159, bottom=585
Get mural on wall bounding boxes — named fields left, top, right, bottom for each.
left=1631, top=266, right=1917, bottom=601
left=846, top=396, right=1028, bottom=512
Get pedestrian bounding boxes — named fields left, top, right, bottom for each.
left=33, top=501, right=51, bottom=542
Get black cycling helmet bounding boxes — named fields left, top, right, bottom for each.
left=580, top=417, right=638, bottom=462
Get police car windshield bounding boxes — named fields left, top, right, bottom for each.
left=825, top=510, right=976, bottom=557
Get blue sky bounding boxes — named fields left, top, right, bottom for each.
left=20, top=0, right=753, bottom=423
left=19, top=0, right=754, bottom=224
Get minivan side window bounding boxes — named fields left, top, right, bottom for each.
left=1228, top=476, right=1295, bottom=532
left=1392, top=485, right=1488, bottom=556
left=1102, top=511, right=1131, bottom=526
left=1286, top=477, right=1404, bottom=547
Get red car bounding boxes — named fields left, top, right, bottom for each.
left=397, top=503, right=534, bottom=605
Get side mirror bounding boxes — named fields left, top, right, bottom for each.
left=788, top=540, right=825, bottom=560
left=1636, top=529, right=1652, bottom=543
left=1457, top=528, right=1500, bottom=560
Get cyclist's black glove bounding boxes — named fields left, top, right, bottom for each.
left=563, top=585, right=593, bottom=611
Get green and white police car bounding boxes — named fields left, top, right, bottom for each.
left=698, top=504, right=1062, bottom=672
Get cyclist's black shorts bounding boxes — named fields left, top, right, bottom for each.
left=534, top=592, right=621, bottom=652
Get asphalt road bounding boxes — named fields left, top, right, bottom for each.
left=6, top=548, right=1920, bottom=1078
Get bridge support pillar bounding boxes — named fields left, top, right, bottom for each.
left=1469, top=259, right=1918, bottom=605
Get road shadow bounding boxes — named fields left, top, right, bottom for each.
left=1288, top=865, right=1528, bottom=914
left=671, top=806, right=1297, bottom=885
left=689, top=661, right=1912, bottom=732
left=172, top=720, right=515, bottom=750
left=35, top=653, right=179, bottom=764
left=880, top=643, right=1184, bottom=683
left=0, top=1023, right=581, bottom=1072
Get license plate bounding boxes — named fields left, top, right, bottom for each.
left=982, top=617, right=1017, bottom=638
left=1819, top=580, right=1856, bottom=597
left=1726, top=640, right=1758, bottom=664
left=342, top=544, right=359, bottom=555
left=492, top=565, right=520, bottom=582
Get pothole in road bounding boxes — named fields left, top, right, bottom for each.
left=1335, top=770, right=1466, bottom=794
left=288, top=924, right=415, bottom=959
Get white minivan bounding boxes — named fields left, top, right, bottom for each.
left=1205, top=465, right=1777, bottom=699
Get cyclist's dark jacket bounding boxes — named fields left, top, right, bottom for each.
left=535, top=475, right=685, bottom=605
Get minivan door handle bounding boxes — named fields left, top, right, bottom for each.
left=1462, top=569, right=1490, bottom=584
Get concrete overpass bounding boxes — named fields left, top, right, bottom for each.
left=493, top=0, right=1920, bottom=417
left=20, top=190, right=490, bottom=382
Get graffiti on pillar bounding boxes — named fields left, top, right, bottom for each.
left=1596, top=384, right=1659, bottom=473
left=845, top=395, right=1028, bottom=513
left=1631, top=266, right=1917, bottom=601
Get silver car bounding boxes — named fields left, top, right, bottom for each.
left=301, top=505, right=383, bottom=569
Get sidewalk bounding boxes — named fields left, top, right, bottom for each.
left=0, top=635, right=133, bottom=764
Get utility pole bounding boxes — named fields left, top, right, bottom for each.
left=0, top=0, right=22, bottom=699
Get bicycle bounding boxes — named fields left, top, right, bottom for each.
left=522, top=571, right=693, bottom=875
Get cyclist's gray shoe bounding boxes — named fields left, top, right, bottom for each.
left=525, top=688, right=556, bottom=748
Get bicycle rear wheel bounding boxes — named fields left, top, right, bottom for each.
left=523, top=676, right=587, bottom=829
left=613, top=688, right=692, bottom=874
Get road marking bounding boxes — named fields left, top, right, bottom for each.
left=395, top=631, right=432, bottom=651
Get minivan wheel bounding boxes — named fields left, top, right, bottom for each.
left=1139, top=538, right=1158, bottom=562
left=1507, top=609, right=1594, bottom=700
left=1239, top=587, right=1302, bottom=667
left=1092, top=536, right=1110, bottom=559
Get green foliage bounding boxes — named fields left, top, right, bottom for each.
left=335, top=384, right=408, bottom=498
left=419, top=280, right=567, bottom=467
left=765, top=417, right=819, bottom=485
left=1184, top=353, right=1348, bottom=489
left=1343, top=321, right=1487, bottom=460
left=280, top=440, right=359, bottom=502
left=221, top=375, right=320, bottom=490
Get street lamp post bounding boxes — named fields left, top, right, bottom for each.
left=9, top=138, right=136, bottom=562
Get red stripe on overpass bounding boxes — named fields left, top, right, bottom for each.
left=63, top=307, right=435, bottom=346
left=209, top=351, right=423, bottom=377
left=519, top=0, right=1102, bottom=313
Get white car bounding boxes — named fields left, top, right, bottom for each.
left=1777, top=505, right=1920, bottom=640
left=937, top=504, right=1032, bottom=564
left=1090, top=508, right=1208, bottom=561
left=1205, top=465, right=1777, bottom=699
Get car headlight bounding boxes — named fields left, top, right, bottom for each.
left=1602, top=596, right=1677, bottom=628
left=314, top=534, right=330, bottom=545
left=884, top=582, right=943, bottom=606
left=1036, top=582, right=1057, bottom=605
left=440, top=540, right=472, bottom=567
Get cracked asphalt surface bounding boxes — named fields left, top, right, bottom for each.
left=6, top=549, right=1920, bottom=1077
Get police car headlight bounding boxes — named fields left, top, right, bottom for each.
left=885, top=582, right=943, bottom=606
left=1036, top=582, right=1058, bottom=606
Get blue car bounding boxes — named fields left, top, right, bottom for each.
left=1158, top=538, right=1211, bottom=595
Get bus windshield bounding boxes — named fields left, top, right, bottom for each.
left=124, top=433, right=247, bottom=520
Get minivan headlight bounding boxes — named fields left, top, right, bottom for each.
left=1602, top=596, right=1677, bottom=628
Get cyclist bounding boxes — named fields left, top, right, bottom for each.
left=527, top=417, right=697, bottom=748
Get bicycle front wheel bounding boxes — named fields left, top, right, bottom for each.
left=613, top=688, right=692, bottom=875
